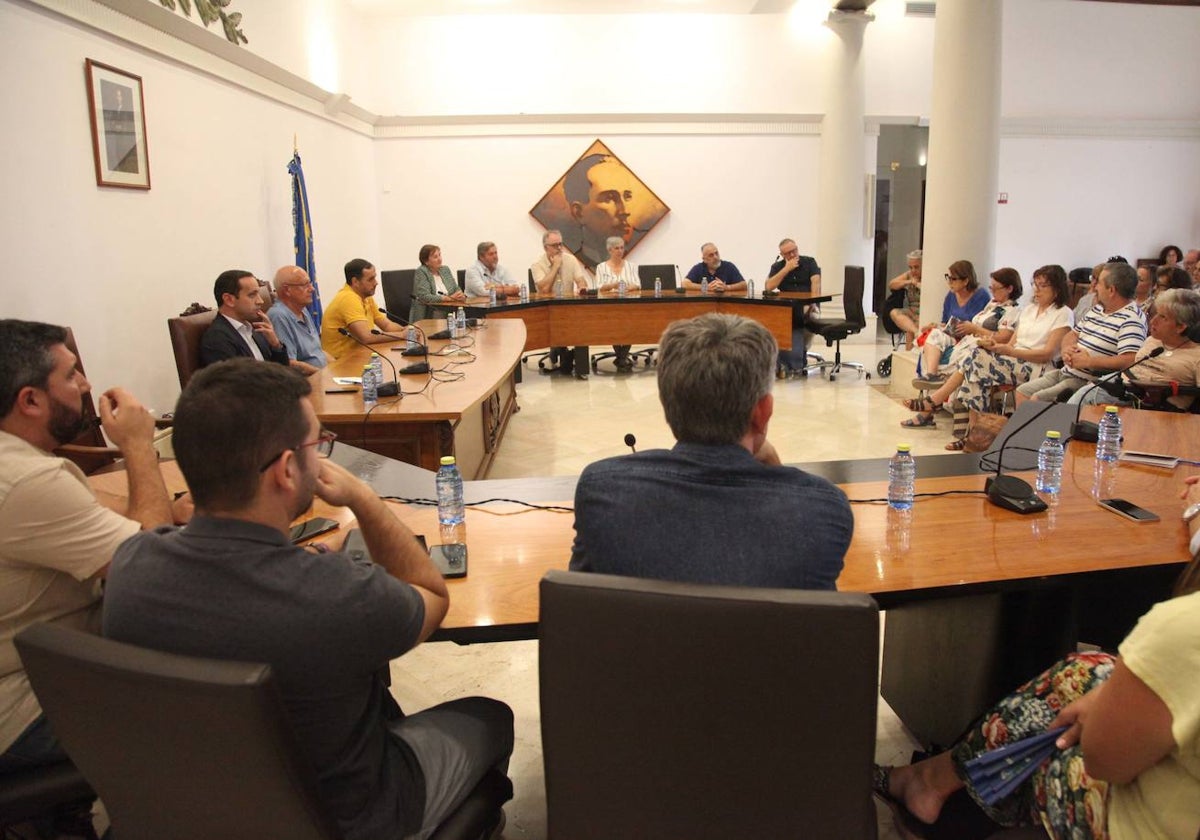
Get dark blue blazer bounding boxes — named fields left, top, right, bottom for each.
left=199, top=313, right=289, bottom=368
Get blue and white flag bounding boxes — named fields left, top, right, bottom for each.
left=288, top=151, right=323, bottom=326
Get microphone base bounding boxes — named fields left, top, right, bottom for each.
left=985, top=474, right=1047, bottom=515
left=397, top=346, right=428, bottom=356
left=399, top=362, right=431, bottom=375
left=377, top=382, right=400, bottom=398
left=1071, top=421, right=1099, bottom=443
left=427, top=330, right=452, bottom=341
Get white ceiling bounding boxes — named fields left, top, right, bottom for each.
left=345, top=0, right=799, bottom=15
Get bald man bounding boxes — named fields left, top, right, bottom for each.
left=268, top=266, right=325, bottom=375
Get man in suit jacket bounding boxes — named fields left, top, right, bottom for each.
left=199, top=270, right=289, bottom=369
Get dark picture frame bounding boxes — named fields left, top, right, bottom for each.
left=84, top=59, right=151, bottom=190
left=530, top=139, right=670, bottom=272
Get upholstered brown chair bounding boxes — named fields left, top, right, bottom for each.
left=167, top=309, right=217, bottom=389
left=52, top=327, right=120, bottom=474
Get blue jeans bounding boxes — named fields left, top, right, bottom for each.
left=0, top=715, right=66, bottom=774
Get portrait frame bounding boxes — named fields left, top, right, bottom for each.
left=84, top=59, right=151, bottom=190
left=530, top=139, right=670, bottom=272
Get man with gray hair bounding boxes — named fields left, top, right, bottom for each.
left=1017, top=260, right=1147, bottom=404
left=531, top=229, right=591, bottom=378
left=463, top=241, right=521, bottom=300
left=569, top=313, right=853, bottom=588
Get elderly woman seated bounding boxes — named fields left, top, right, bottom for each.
left=1068, top=288, right=1200, bottom=411
left=914, top=266, right=1022, bottom=384
left=875, top=490, right=1200, bottom=840
left=903, top=265, right=1073, bottom=448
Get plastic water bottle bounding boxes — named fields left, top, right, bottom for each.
left=1096, top=405, right=1122, bottom=463
left=361, top=364, right=378, bottom=405
left=436, top=456, right=466, bottom=546
left=369, top=352, right=383, bottom=384
left=617, top=276, right=627, bottom=298
left=747, top=279, right=756, bottom=299
left=1036, top=430, right=1064, bottom=495
left=520, top=283, right=530, bottom=303
left=654, top=277, right=662, bottom=298
left=488, top=286, right=497, bottom=306
left=554, top=278, right=564, bottom=299
left=888, top=444, right=915, bottom=510
left=406, top=325, right=418, bottom=351
left=448, top=313, right=458, bottom=339
left=700, top=277, right=709, bottom=295
left=456, top=307, right=467, bottom=333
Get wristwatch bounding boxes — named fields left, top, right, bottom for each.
left=1184, top=500, right=1200, bottom=523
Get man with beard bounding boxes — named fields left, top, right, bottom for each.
left=0, top=319, right=176, bottom=773
left=103, top=359, right=513, bottom=840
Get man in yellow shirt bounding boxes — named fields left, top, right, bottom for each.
left=320, top=258, right=405, bottom=359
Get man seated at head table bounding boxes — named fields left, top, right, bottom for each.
left=268, top=265, right=326, bottom=375
left=767, top=236, right=823, bottom=370
left=569, top=313, right=853, bottom=588
left=683, top=242, right=747, bottom=293
left=0, top=319, right=183, bottom=780
left=102, top=359, right=513, bottom=840
left=320, top=257, right=405, bottom=360
left=199, top=269, right=290, bottom=369
left=463, top=241, right=521, bottom=300
left=531, top=228, right=591, bottom=380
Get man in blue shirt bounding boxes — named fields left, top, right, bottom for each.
left=268, top=265, right=325, bottom=375
left=570, top=313, right=853, bottom=589
left=684, top=242, right=746, bottom=292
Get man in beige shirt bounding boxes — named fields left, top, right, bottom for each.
left=530, top=229, right=592, bottom=379
left=0, top=319, right=179, bottom=773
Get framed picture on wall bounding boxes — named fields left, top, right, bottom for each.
left=84, top=59, right=151, bottom=190
left=530, top=139, right=670, bottom=272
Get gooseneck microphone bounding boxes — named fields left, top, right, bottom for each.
left=378, top=309, right=429, bottom=356
left=336, top=328, right=399, bottom=397
left=984, top=401, right=1056, bottom=515
left=623, top=433, right=637, bottom=454
left=1069, top=347, right=1165, bottom=441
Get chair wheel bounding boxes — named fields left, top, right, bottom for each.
left=829, top=373, right=837, bottom=381
left=866, top=372, right=872, bottom=380
left=877, top=357, right=892, bottom=378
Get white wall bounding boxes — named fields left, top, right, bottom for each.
left=0, top=1, right=380, bottom=414
left=995, top=136, right=1200, bottom=276
left=374, top=132, right=824, bottom=285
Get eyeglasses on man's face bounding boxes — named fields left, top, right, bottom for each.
left=259, top=429, right=337, bottom=472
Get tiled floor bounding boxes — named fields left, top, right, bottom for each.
left=392, top=322, right=943, bottom=839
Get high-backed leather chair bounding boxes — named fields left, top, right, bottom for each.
left=381, top=269, right=417, bottom=322
left=52, top=327, right=120, bottom=473
left=167, top=308, right=217, bottom=389
left=15, top=623, right=512, bottom=840
left=807, top=265, right=869, bottom=381
left=539, top=570, right=880, bottom=840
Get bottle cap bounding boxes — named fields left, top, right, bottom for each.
left=896, top=444, right=912, bottom=453
left=362, top=364, right=371, bottom=372
left=1046, top=430, right=1061, bottom=439
left=440, top=456, right=457, bottom=466
left=1104, top=405, right=1119, bottom=413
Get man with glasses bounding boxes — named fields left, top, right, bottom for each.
left=0, top=320, right=179, bottom=782
left=766, top=237, right=822, bottom=374
left=104, top=359, right=514, bottom=840
left=268, top=265, right=325, bottom=374
left=531, top=229, right=591, bottom=379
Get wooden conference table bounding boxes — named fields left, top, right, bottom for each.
left=311, top=319, right=526, bottom=480
left=90, top=406, right=1197, bottom=746
left=458, top=288, right=832, bottom=352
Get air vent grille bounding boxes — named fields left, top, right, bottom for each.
left=906, top=2, right=936, bottom=17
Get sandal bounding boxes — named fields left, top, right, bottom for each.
left=901, top=412, right=937, bottom=428
left=945, top=438, right=966, bottom=451
left=902, top=396, right=935, bottom=412
left=871, top=765, right=931, bottom=840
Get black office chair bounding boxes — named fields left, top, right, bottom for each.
left=0, top=761, right=97, bottom=839
left=539, top=570, right=880, bottom=840
left=807, top=265, right=870, bottom=381
left=15, top=623, right=511, bottom=840
left=587, top=266, right=663, bottom=373
left=381, top=269, right=416, bottom=323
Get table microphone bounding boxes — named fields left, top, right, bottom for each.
left=378, top=310, right=429, bottom=356
left=623, top=433, right=637, bottom=453
left=984, top=401, right=1056, bottom=514
left=336, top=328, right=399, bottom=397
left=1068, top=347, right=1164, bottom=442
left=673, top=265, right=687, bottom=294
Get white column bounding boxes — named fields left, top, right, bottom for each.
left=817, top=10, right=872, bottom=308
left=920, top=0, right=1003, bottom=327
